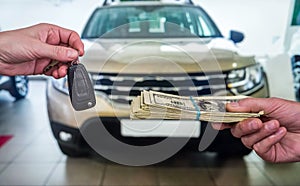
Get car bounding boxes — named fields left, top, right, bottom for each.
left=284, top=2, right=300, bottom=101
left=47, top=0, right=269, bottom=159
left=0, top=75, right=29, bottom=100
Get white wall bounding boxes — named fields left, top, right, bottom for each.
left=0, top=0, right=101, bottom=34
left=198, top=0, right=293, bottom=56
left=196, top=0, right=296, bottom=100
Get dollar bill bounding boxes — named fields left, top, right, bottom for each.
left=130, top=90, right=264, bottom=123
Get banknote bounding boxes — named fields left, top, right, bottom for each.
left=130, top=90, right=264, bottom=123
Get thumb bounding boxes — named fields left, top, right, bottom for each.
left=38, top=43, right=79, bottom=62
left=227, top=98, right=269, bottom=113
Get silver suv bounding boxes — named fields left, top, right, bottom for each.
left=47, top=0, right=269, bottom=158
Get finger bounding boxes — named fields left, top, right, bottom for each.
left=32, top=59, right=51, bottom=75
left=49, top=64, right=68, bottom=79
left=51, top=69, right=60, bottom=79
left=55, top=25, right=84, bottom=56
left=57, top=65, right=69, bottom=78
left=38, top=42, right=79, bottom=62
left=65, top=31, right=84, bottom=56
left=44, top=24, right=84, bottom=56
left=240, top=120, right=280, bottom=149
left=253, top=127, right=287, bottom=154
left=227, top=97, right=271, bottom=113
left=43, top=70, right=53, bottom=77
left=211, top=123, right=232, bottom=130
left=43, top=63, right=58, bottom=76
left=231, top=118, right=263, bottom=138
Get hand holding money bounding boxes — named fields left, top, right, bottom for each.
left=130, top=90, right=264, bottom=123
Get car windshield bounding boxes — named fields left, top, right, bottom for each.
left=82, top=5, right=222, bottom=38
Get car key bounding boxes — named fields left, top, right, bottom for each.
left=67, top=60, right=96, bottom=111
left=43, top=60, right=59, bottom=73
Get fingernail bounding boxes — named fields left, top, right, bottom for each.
left=249, top=120, right=259, bottom=130
left=276, top=127, right=285, bottom=135
left=253, top=143, right=259, bottom=151
left=229, top=102, right=239, bottom=107
left=67, top=49, right=78, bottom=58
left=265, top=121, right=277, bottom=131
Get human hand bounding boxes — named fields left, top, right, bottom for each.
left=0, top=23, right=84, bottom=78
left=212, top=97, right=300, bottom=163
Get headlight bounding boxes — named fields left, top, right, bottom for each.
left=52, top=77, right=69, bottom=95
left=226, top=64, right=265, bottom=95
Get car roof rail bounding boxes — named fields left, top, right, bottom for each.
left=167, top=0, right=194, bottom=5
left=102, top=0, right=195, bottom=6
left=102, top=0, right=119, bottom=6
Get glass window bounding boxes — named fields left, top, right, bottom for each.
left=198, top=16, right=211, bottom=36
left=82, top=5, right=221, bottom=38
left=292, top=0, right=300, bottom=25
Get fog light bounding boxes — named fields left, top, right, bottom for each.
left=59, top=131, right=72, bottom=142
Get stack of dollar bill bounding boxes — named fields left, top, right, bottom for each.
left=130, top=90, right=264, bottom=123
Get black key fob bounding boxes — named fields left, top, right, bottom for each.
left=67, top=63, right=96, bottom=111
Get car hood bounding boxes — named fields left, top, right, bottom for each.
left=81, top=38, right=256, bottom=74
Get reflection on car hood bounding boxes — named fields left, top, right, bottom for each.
left=81, top=38, right=256, bottom=74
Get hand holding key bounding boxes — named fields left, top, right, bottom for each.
left=0, top=23, right=84, bottom=78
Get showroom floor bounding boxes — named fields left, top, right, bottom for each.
left=0, top=80, right=300, bottom=186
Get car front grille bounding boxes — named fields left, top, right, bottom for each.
left=90, top=72, right=227, bottom=104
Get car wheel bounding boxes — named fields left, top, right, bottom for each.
left=291, top=55, right=300, bottom=101
left=58, top=143, right=88, bottom=157
left=9, top=76, right=29, bottom=99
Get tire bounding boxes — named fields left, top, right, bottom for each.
left=8, top=76, right=28, bottom=99
left=291, top=55, right=300, bottom=101
left=58, top=143, right=88, bottom=157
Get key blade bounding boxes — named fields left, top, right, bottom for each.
left=43, top=60, right=59, bottom=73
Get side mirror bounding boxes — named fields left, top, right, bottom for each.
left=230, top=30, right=244, bottom=44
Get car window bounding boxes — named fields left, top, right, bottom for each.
left=82, top=5, right=222, bottom=38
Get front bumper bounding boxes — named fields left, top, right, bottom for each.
left=50, top=116, right=248, bottom=155
left=46, top=78, right=266, bottom=155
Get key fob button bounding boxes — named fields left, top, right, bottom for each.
left=67, top=63, right=96, bottom=111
